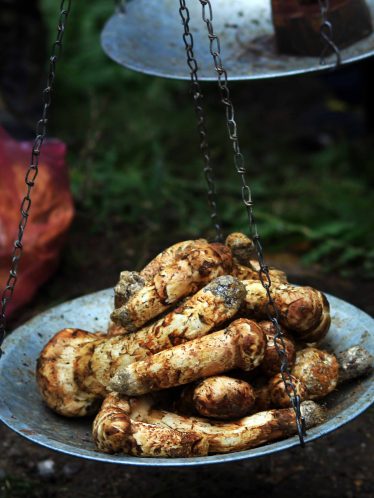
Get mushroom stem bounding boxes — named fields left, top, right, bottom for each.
left=109, top=318, right=266, bottom=396
left=336, top=346, right=373, bottom=384
left=93, top=393, right=325, bottom=456
left=111, top=242, right=232, bottom=332
left=36, top=277, right=246, bottom=417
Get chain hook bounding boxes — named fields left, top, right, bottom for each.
left=319, top=0, right=341, bottom=67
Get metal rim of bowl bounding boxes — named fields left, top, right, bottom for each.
left=100, top=0, right=374, bottom=81
left=0, top=288, right=373, bottom=467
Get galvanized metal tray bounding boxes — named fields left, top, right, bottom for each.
left=0, top=288, right=373, bottom=466
left=101, top=0, right=374, bottom=81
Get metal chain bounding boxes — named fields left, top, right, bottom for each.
left=196, top=0, right=306, bottom=444
left=0, top=0, right=72, bottom=358
left=319, top=0, right=341, bottom=66
left=178, top=0, right=223, bottom=242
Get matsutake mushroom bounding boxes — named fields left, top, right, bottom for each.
left=36, top=275, right=246, bottom=417
left=110, top=241, right=232, bottom=333
left=110, top=239, right=209, bottom=321
left=242, top=281, right=331, bottom=343
left=178, top=376, right=256, bottom=419
left=109, top=318, right=266, bottom=396
left=255, top=345, right=373, bottom=409
left=231, top=261, right=288, bottom=285
left=292, top=347, right=339, bottom=400
left=258, top=321, right=296, bottom=377
left=93, top=392, right=325, bottom=456
left=226, top=232, right=287, bottom=284
left=140, top=238, right=208, bottom=282
left=225, top=232, right=254, bottom=264
left=292, top=346, right=373, bottom=400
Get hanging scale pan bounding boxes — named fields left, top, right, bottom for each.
left=101, top=0, right=374, bottom=81
left=1, top=1, right=374, bottom=467
left=0, top=289, right=373, bottom=466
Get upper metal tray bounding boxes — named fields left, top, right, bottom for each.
left=101, top=0, right=374, bottom=81
left=0, top=288, right=373, bottom=466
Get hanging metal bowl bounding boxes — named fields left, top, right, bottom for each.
left=0, top=288, right=373, bottom=466
left=101, top=0, right=374, bottom=81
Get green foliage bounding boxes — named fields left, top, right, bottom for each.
left=40, top=1, right=374, bottom=277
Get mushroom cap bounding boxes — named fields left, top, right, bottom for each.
left=292, top=347, right=339, bottom=399
left=259, top=321, right=296, bottom=377
left=193, top=376, right=256, bottom=419
left=269, top=373, right=308, bottom=408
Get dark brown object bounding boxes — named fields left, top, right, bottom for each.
left=272, top=0, right=372, bottom=56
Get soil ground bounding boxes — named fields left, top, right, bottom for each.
left=0, top=219, right=373, bottom=498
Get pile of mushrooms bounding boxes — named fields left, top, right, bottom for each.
left=36, top=233, right=372, bottom=457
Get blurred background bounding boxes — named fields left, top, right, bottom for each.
left=1, top=1, right=374, bottom=319
left=0, top=1, right=373, bottom=497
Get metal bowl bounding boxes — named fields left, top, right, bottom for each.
left=101, top=0, right=374, bottom=81
left=0, top=288, right=373, bottom=466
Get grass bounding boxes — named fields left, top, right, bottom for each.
left=38, top=1, right=374, bottom=277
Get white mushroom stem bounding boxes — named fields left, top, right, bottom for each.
left=336, top=346, right=373, bottom=384
left=109, top=318, right=266, bottom=396
left=36, top=277, right=245, bottom=417
left=111, top=242, right=232, bottom=333
left=231, top=261, right=287, bottom=285
left=93, top=394, right=208, bottom=457
left=140, top=239, right=208, bottom=282
left=225, top=232, right=254, bottom=264
left=93, top=393, right=325, bottom=456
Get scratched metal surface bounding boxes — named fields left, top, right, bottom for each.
left=101, top=0, right=374, bottom=81
left=0, top=289, right=373, bottom=466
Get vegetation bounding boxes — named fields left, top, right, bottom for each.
left=40, top=1, right=374, bottom=277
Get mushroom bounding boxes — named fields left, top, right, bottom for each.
left=258, top=321, right=296, bottom=377
left=336, top=346, right=373, bottom=383
left=36, top=276, right=246, bottom=417
left=93, top=392, right=325, bottom=456
left=140, top=239, right=208, bottom=282
left=231, top=261, right=288, bottom=285
left=111, top=242, right=232, bottom=333
left=93, top=394, right=208, bottom=457
left=292, top=347, right=339, bottom=399
left=178, top=376, right=256, bottom=419
left=109, top=318, right=266, bottom=396
left=242, top=281, right=331, bottom=343
left=256, top=345, right=372, bottom=408
left=225, top=232, right=254, bottom=264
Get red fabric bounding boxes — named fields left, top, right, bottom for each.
left=0, top=127, right=75, bottom=317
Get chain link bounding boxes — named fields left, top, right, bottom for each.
left=0, top=0, right=72, bottom=358
left=178, top=0, right=223, bottom=242
left=319, top=0, right=341, bottom=66
left=196, top=0, right=306, bottom=445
